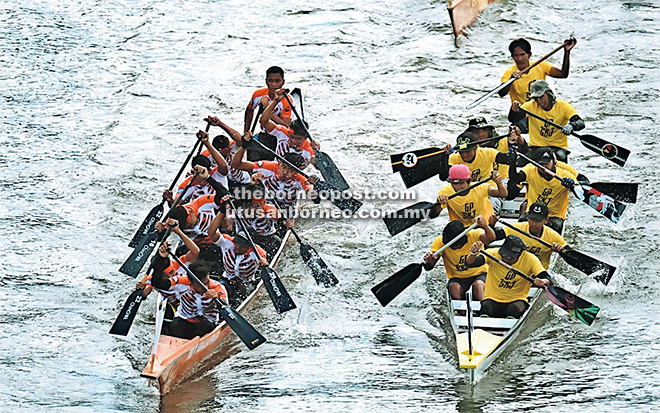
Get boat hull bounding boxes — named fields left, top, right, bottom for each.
left=140, top=230, right=292, bottom=395
left=447, top=0, right=498, bottom=37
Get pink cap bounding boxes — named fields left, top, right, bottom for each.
left=448, top=164, right=471, bottom=182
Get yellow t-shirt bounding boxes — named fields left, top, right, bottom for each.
left=521, top=99, right=579, bottom=148
left=492, top=138, right=510, bottom=179
left=501, top=61, right=553, bottom=104
left=449, top=147, right=500, bottom=182
left=503, top=222, right=566, bottom=269
left=522, top=164, right=576, bottom=219
left=437, top=183, right=493, bottom=226
left=430, top=230, right=488, bottom=279
left=557, top=161, right=578, bottom=177
left=483, top=248, right=545, bottom=303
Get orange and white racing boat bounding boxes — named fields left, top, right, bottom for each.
left=140, top=230, right=292, bottom=395
left=447, top=0, right=498, bottom=37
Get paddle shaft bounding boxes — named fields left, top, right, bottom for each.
left=391, top=134, right=508, bottom=167
left=478, top=249, right=536, bottom=285
left=169, top=122, right=210, bottom=193
left=429, top=176, right=494, bottom=208
left=427, top=222, right=479, bottom=263
left=497, top=218, right=555, bottom=249
left=517, top=152, right=564, bottom=183
left=467, top=40, right=569, bottom=109
left=283, top=93, right=316, bottom=144
left=250, top=104, right=265, bottom=133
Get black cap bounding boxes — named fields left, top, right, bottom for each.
left=531, top=147, right=555, bottom=164
left=467, top=117, right=495, bottom=131
left=192, top=154, right=212, bottom=169
left=443, top=220, right=467, bottom=245
left=456, top=131, right=478, bottom=152
left=528, top=202, right=549, bottom=221
left=233, top=233, right=252, bottom=248
left=499, top=235, right=525, bottom=260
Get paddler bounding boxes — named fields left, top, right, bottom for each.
left=429, top=164, right=507, bottom=226
left=489, top=202, right=566, bottom=269
left=466, top=235, right=551, bottom=319
left=507, top=147, right=576, bottom=233
left=498, top=37, right=577, bottom=104
left=423, top=216, right=495, bottom=301
left=443, top=131, right=518, bottom=183
left=260, top=88, right=318, bottom=168
left=244, top=66, right=291, bottom=133
left=509, top=80, right=585, bottom=162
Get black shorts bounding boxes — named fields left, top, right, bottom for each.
left=446, top=273, right=487, bottom=291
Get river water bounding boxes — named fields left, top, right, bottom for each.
left=1, top=0, right=659, bottom=411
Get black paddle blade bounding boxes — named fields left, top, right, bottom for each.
left=128, top=203, right=164, bottom=248
left=109, top=289, right=145, bottom=336
left=316, top=151, right=349, bottom=191
left=119, top=231, right=161, bottom=277
left=590, top=182, right=638, bottom=204
left=383, top=201, right=436, bottom=236
left=573, top=184, right=627, bottom=223
left=391, top=148, right=448, bottom=188
left=219, top=305, right=267, bottom=350
left=545, top=286, right=600, bottom=326
left=371, top=263, right=424, bottom=307
left=314, top=181, right=362, bottom=214
left=299, top=242, right=339, bottom=287
left=577, top=133, right=629, bottom=167
left=260, top=267, right=297, bottom=313
left=559, top=247, right=616, bottom=285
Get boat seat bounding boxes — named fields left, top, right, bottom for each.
left=454, top=315, right=517, bottom=330
left=452, top=300, right=481, bottom=311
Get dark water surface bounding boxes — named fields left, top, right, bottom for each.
left=1, top=0, right=659, bottom=411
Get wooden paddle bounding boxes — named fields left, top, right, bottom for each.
left=383, top=176, right=493, bottom=236
left=479, top=249, right=600, bottom=326
left=167, top=252, right=267, bottom=350
left=229, top=199, right=297, bottom=314
left=109, top=273, right=150, bottom=336
left=282, top=92, right=350, bottom=191
left=248, top=137, right=363, bottom=214
left=390, top=134, right=508, bottom=188
left=119, top=172, right=200, bottom=277
left=128, top=122, right=210, bottom=248
left=517, top=152, right=627, bottom=224
left=515, top=105, right=630, bottom=167
left=263, top=189, right=339, bottom=287
left=466, top=40, right=570, bottom=110
left=497, top=218, right=616, bottom=285
left=372, top=222, right=479, bottom=307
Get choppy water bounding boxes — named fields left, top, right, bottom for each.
left=1, top=0, right=659, bottom=411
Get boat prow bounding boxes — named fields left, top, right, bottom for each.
left=447, top=0, right=498, bottom=38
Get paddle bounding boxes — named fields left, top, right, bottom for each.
left=515, top=105, right=630, bottom=167
left=466, top=40, right=569, bottom=110
left=248, top=137, right=363, bottom=214
left=479, top=249, right=600, bottom=326
left=497, top=218, right=616, bottom=285
left=588, top=182, right=637, bottom=204
left=128, top=123, right=210, bottom=248
left=383, top=176, right=493, bottom=236
left=109, top=273, right=150, bottom=336
left=119, top=172, right=200, bottom=277
left=262, top=189, right=339, bottom=287
left=390, top=134, right=508, bottom=188
left=229, top=199, right=297, bottom=314
left=168, top=252, right=267, bottom=350
left=372, top=222, right=479, bottom=307
left=518, top=152, right=627, bottom=223
left=282, top=92, right=350, bottom=191
left=250, top=104, right=265, bottom=134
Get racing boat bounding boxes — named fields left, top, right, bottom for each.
left=140, top=230, right=292, bottom=395
left=447, top=0, right=498, bottom=37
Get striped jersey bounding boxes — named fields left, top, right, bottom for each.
left=214, top=234, right=267, bottom=282
left=167, top=275, right=228, bottom=323
left=176, top=166, right=228, bottom=205
left=253, top=160, right=312, bottom=209
left=268, top=124, right=315, bottom=164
